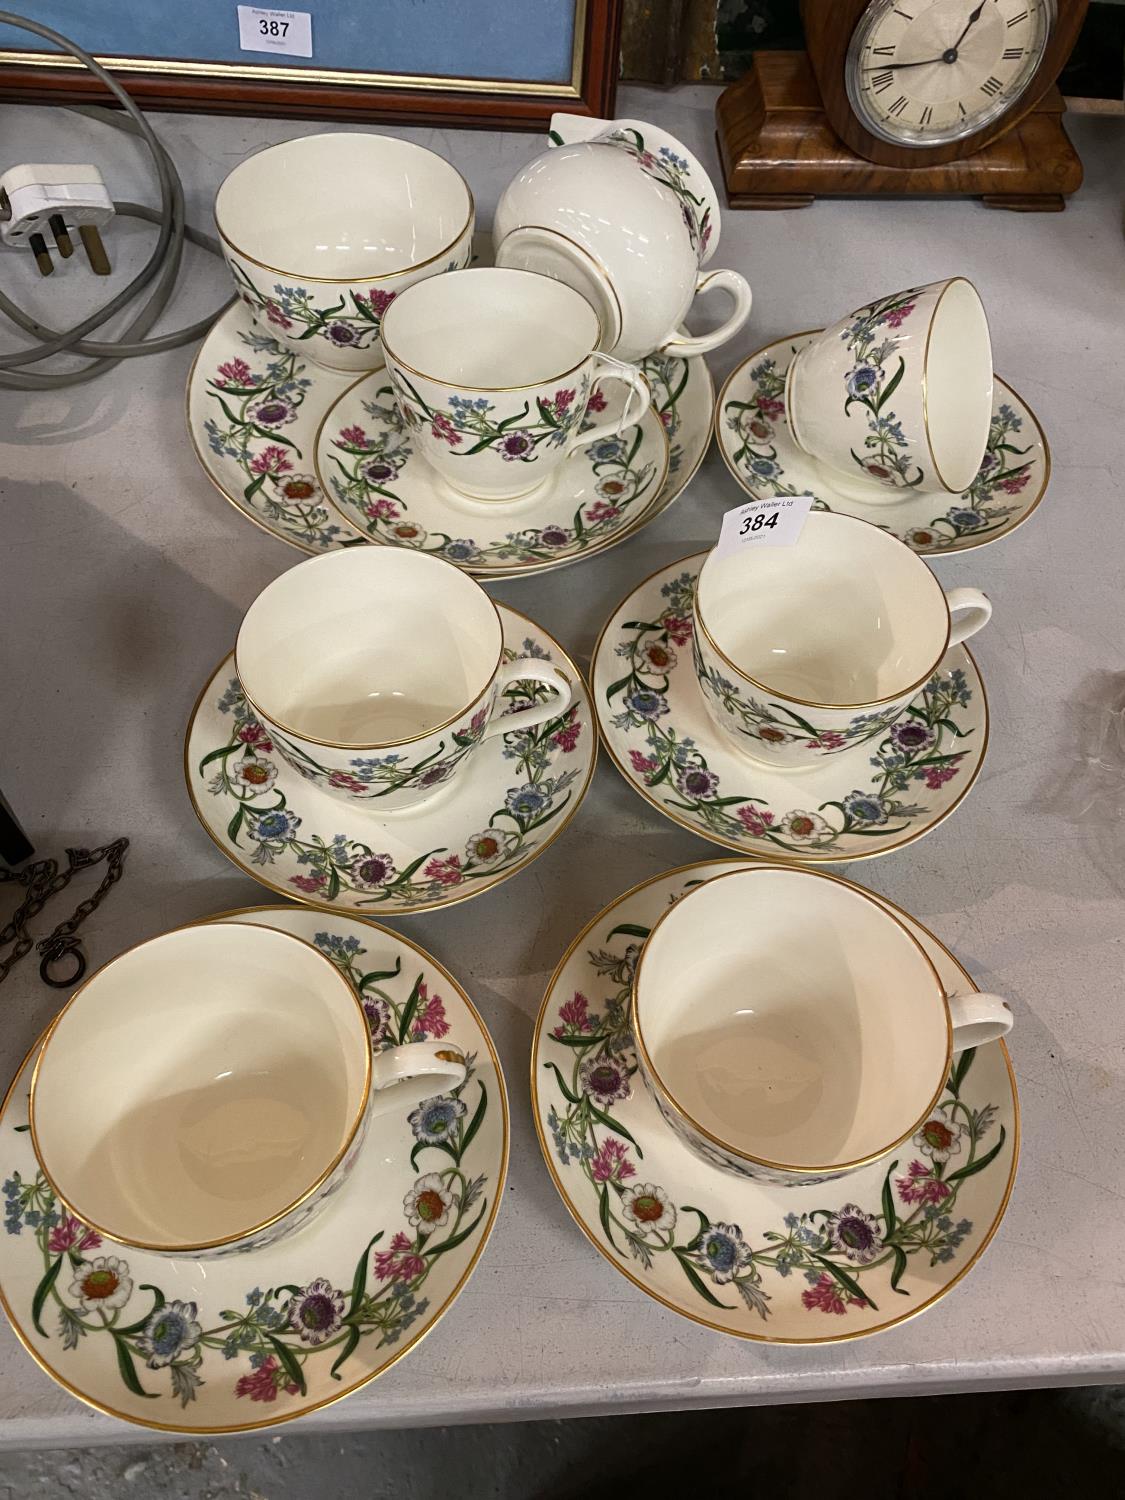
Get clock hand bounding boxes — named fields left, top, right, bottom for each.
left=865, top=0, right=991, bottom=73
left=950, top=0, right=988, bottom=52
left=864, top=55, right=949, bottom=69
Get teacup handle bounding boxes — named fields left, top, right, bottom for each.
left=946, top=587, right=993, bottom=646
left=568, top=356, right=651, bottom=452
left=947, top=991, right=1013, bottom=1053
left=485, top=658, right=574, bottom=739
left=368, top=1041, right=468, bottom=1118
left=659, top=268, right=753, bottom=357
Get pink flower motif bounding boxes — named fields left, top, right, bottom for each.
left=289, top=873, right=326, bottom=894
left=551, top=711, right=582, bottom=752
left=431, top=412, right=463, bottom=446
left=329, top=770, right=368, bottom=794
left=554, top=992, right=594, bottom=1038
left=249, top=445, right=294, bottom=478
left=263, top=301, right=294, bottom=331
left=48, top=1215, right=101, bottom=1255
left=659, top=409, right=673, bottom=430
left=586, top=387, right=608, bottom=414
left=700, top=220, right=713, bottom=255
left=235, top=1355, right=300, bottom=1403
left=629, top=749, right=658, bottom=777
left=584, top=500, right=620, bottom=525
left=365, top=497, right=400, bottom=522
left=411, top=983, right=450, bottom=1039
left=801, top=1272, right=868, bottom=1315
left=737, top=805, right=775, bottom=837
left=214, top=357, right=257, bottom=388
left=895, top=1159, right=952, bottom=1206
left=924, top=764, right=959, bottom=790
left=357, top=288, right=396, bottom=319
left=757, top=396, right=784, bottom=419
left=806, top=731, right=845, bottom=750
left=882, top=302, right=915, bottom=329
left=338, top=424, right=372, bottom=448
left=591, top=1137, right=635, bottom=1185
left=373, top=1230, right=426, bottom=1283
left=1000, top=472, right=1030, bottom=495
left=551, top=387, right=576, bottom=414
left=424, top=855, right=464, bottom=887
left=237, top=721, right=273, bottom=751
left=639, top=150, right=658, bottom=168
left=661, top=613, right=692, bottom=647
left=469, top=707, right=489, bottom=737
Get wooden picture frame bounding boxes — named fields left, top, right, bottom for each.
left=0, top=0, right=622, bottom=130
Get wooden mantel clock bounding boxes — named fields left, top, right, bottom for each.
left=716, top=0, right=1087, bottom=210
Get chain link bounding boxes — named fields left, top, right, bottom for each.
left=0, top=839, right=129, bottom=987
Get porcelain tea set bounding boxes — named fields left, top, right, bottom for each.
left=0, top=114, right=1044, bottom=1430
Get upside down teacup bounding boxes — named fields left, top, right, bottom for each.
left=234, top=548, right=573, bottom=809
left=493, top=114, right=752, bottom=363
left=631, top=866, right=1013, bottom=1186
left=785, top=277, right=993, bottom=503
left=29, top=922, right=467, bottom=1256
left=693, top=511, right=992, bottom=770
left=380, top=267, right=651, bottom=501
left=214, top=133, right=474, bottom=372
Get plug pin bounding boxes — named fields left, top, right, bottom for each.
left=48, top=213, right=73, bottom=258
left=28, top=231, right=53, bottom=277
left=79, top=223, right=111, bottom=276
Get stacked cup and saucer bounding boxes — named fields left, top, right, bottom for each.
left=187, top=117, right=747, bottom=573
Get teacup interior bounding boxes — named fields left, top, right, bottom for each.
left=381, top=267, right=599, bottom=388
left=636, top=870, right=950, bottom=1170
left=697, top=513, right=947, bottom=705
left=925, top=279, right=993, bottom=492
left=236, top=549, right=502, bottom=745
left=215, top=133, right=471, bottom=278
left=32, top=924, right=368, bottom=1249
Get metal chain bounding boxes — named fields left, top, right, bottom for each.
left=0, top=838, right=129, bottom=988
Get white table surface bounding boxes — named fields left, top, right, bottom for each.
left=1, top=85, right=1123, bottom=1449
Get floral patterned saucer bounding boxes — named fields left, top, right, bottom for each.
left=592, top=555, right=988, bottom=863
left=188, top=302, right=713, bottom=569
left=533, top=859, right=1018, bottom=1343
left=0, top=907, right=508, bottom=1432
left=186, top=606, right=595, bottom=915
left=314, top=374, right=668, bottom=577
left=716, top=332, right=1049, bottom=555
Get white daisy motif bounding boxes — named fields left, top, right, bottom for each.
left=403, top=1172, right=454, bottom=1230
left=231, top=757, right=278, bottom=795
left=620, top=1182, right=677, bottom=1236
left=912, top=1105, right=964, bottom=1163
left=68, top=1256, right=133, bottom=1313
left=778, top=809, right=833, bottom=843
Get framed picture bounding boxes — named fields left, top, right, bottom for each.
left=0, top=0, right=621, bottom=129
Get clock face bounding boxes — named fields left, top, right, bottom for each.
left=845, top=0, right=1056, bottom=147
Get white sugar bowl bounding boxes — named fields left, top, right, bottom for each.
left=493, top=114, right=752, bottom=363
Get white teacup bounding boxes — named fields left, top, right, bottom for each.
left=380, top=267, right=651, bottom=502
left=632, top=867, right=1012, bottom=1186
left=786, top=278, right=993, bottom=502
left=694, top=512, right=992, bottom=769
left=494, top=114, right=753, bottom=363
left=214, top=133, right=474, bottom=373
left=235, top=548, right=573, bottom=809
left=29, top=922, right=467, bottom=1256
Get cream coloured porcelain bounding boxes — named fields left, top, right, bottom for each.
left=29, top=922, right=466, bottom=1255
left=631, top=867, right=1012, bottom=1185
left=785, top=278, right=993, bottom=502
left=214, top=133, right=474, bottom=373
left=380, top=268, right=650, bottom=502
left=234, top=548, right=572, bottom=809
left=493, top=114, right=752, bottom=363
left=694, top=512, right=992, bottom=769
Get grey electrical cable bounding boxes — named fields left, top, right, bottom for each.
left=0, top=11, right=232, bottom=389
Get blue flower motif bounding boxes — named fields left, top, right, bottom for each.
left=623, top=688, right=669, bottom=721
left=2, top=1178, right=19, bottom=1200
left=505, top=783, right=549, bottom=818
left=589, top=438, right=625, bottom=463
left=249, top=809, right=301, bottom=843
left=690, top=1223, right=753, bottom=1284
left=408, top=1094, right=467, bottom=1145
left=246, top=1288, right=263, bottom=1307
left=846, top=365, right=879, bottom=399
left=442, top=539, right=480, bottom=563
left=843, top=791, right=888, bottom=825
left=947, top=508, right=984, bottom=529
left=747, top=456, right=780, bottom=478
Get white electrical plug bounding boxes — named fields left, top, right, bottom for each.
left=0, top=163, right=114, bottom=276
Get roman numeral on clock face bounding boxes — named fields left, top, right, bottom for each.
left=1003, top=46, right=1024, bottom=59
left=871, top=69, right=895, bottom=91
left=980, top=75, right=1004, bottom=96
left=919, top=105, right=933, bottom=126
left=888, top=95, right=908, bottom=116
left=1007, top=9, right=1029, bottom=26
left=871, top=45, right=895, bottom=55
